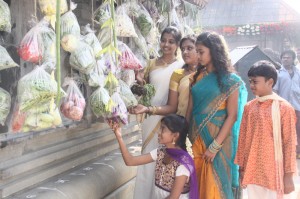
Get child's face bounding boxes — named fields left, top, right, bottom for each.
left=158, top=123, right=176, bottom=146
left=249, top=76, right=274, bottom=97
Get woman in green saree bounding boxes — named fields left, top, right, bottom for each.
left=186, top=32, right=247, bottom=199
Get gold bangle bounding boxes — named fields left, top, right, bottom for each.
left=152, top=106, right=157, bottom=115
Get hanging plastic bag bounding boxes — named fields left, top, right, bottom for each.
left=105, top=72, right=119, bottom=95
left=87, top=61, right=105, bottom=87
left=119, top=80, right=138, bottom=108
left=90, top=85, right=112, bottom=118
left=11, top=97, right=62, bottom=133
left=0, top=0, right=11, bottom=32
left=0, top=45, right=18, bottom=71
left=136, top=5, right=153, bottom=37
left=61, top=2, right=80, bottom=39
left=61, top=34, right=79, bottom=52
left=93, top=2, right=111, bottom=26
left=60, top=78, right=86, bottom=121
left=132, top=24, right=149, bottom=60
left=69, top=41, right=96, bottom=74
left=120, top=69, right=135, bottom=87
left=82, top=24, right=103, bottom=58
left=118, top=41, right=143, bottom=70
left=38, top=0, right=68, bottom=16
left=107, top=92, right=128, bottom=125
left=115, top=7, right=138, bottom=38
left=17, top=66, right=65, bottom=112
left=18, top=19, right=55, bottom=64
left=0, top=87, right=11, bottom=125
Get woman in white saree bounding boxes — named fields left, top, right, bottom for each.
left=133, top=26, right=183, bottom=199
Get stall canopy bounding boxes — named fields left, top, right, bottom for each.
left=230, top=45, right=279, bottom=100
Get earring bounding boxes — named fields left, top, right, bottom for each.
left=172, top=138, right=175, bottom=145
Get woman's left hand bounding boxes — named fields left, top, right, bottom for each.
left=202, top=149, right=217, bottom=163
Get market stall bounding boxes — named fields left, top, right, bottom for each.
left=0, top=0, right=205, bottom=198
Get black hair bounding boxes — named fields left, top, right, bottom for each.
left=193, top=32, right=234, bottom=91
left=160, top=26, right=182, bottom=46
left=280, top=49, right=296, bottom=61
left=179, top=34, right=197, bottom=70
left=248, top=60, right=278, bottom=87
left=161, top=114, right=188, bottom=151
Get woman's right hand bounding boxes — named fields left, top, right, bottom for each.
left=129, top=104, right=148, bottom=114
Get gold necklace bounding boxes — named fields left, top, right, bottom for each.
left=160, top=57, right=176, bottom=66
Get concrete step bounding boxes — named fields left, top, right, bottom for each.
left=6, top=141, right=142, bottom=199
left=0, top=123, right=140, bottom=180
left=0, top=122, right=141, bottom=198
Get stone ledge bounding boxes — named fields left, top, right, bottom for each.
left=7, top=141, right=141, bottom=199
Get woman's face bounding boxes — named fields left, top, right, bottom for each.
left=180, top=39, right=198, bottom=65
left=196, top=44, right=212, bottom=67
left=160, top=33, right=178, bottom=56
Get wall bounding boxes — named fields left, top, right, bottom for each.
left=0, top=0, right=141, bottom=198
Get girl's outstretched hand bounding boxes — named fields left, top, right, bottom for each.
left=107, top=119, right=122, bottom=138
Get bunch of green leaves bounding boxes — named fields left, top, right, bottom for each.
left=138, top=84, right=155, bottom=107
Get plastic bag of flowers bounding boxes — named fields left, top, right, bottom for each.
left=107, top=92, right=128, bottom=125
left=118, top=41, right=143, bottom=70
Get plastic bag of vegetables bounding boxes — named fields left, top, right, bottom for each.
left=105, top=72, right=119, bottom=95
left=61, top=2, right=80, bottom=39
left=24, top=105, right=62, bottom=132
left=18, top=19, right=55, bottom=64
left=60, top=78, right=86, bottom=121
left=87, top=61, right=105, bottom=87
left=69, top=41, right=96, bottom=74
left=136, top=5, right=153, bottom=37
left=120, top=69, right=135, bottom=87
left=118, top=41, right=143, bottom=70
left=0, top=0, right=11, bottom=32
left=90, top=86, right=112, bottom=118
left=93, top=2, right=111, bottom=26
left=115, top=8, right=137, bottom=38
left=107, top=92, right=128, bottom=125
left=11, top=99, right=62, bottom=133
left=38, top=0, right=68, bottom=16
left=0, top=87, right=11, bottom=125
left=0, top=45, right=18, bottom=71
left=17, top=66, right=65, bottom=112
left=61, top=34, right=79, bottom=52
left=82, top=24, right=102, bottom=59
left=118, top=80, right=138, bottom=108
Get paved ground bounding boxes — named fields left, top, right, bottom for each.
left=243, top=159, right=300, bottom=199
